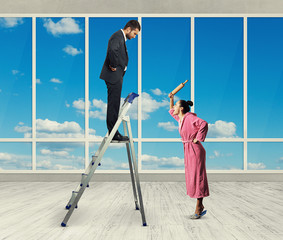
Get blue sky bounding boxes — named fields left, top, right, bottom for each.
left=142, top=18, right=191, bottom=138
left=36, top=17, right=85, bottom=138
left=248, top=18, right=283, bottom=138
left=248, top=142, right=283, bottom=170
left=0, top=18, right=32, bottom=138
left=0, top=17, right=282, bottom=171
left=195, top=18, right=243, bottom=139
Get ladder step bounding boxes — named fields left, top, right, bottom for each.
left=80, top=174, right=89, bottom=187
left=91, top=156, right=101, bottom=166
left=65, top=191, right=79, bottom=209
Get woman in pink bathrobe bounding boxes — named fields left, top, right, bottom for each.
left=168, top=93, right=209, bottom=219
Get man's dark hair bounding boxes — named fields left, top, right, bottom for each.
left=124, top=20, right=141, bottom=31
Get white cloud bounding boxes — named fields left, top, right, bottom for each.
left=53, top=164, right=78, bottom=170
left=90, top=99, right=107, bottom=120
left=0, top=18, right=23, bottom=28
left=12, top=70, right=19, bottom=75
left=0, top=89, right=2, bottom=93
left=207, top=120, right=237, bottom=138
left=141, top=154, right=183, bottom=169
left=50, top=78, right=62, bottom=84
left=63, top=45, right=83, bottom=56
left=208, top=150, right=233, bottom=159
left=151, top=88, right=164, bottom=96
left=0, top=152, right=32, bottom=170
left=73, top=99, right=85, bottom=110
left=88, top=92, right=168, bottom=121
left=248, top=162, right=266, bottom=170
left=277, top=157, right=283, bottom=164
left=40, top=149, right=69, bottom=157
left=14, top=125, right=32, bottom=133
left=36, top=79, right=42, bottom=84
left=140, top=92, right=168, bottom=120
left=37, top=119, right=81, bottom=133
left=36, top=159, right=79, bottom=170
left=214, top=150, right=220, bottom=157
left=120, top=163, right=129, bottom=169
left=93, top=156, right=129, bottom=170
left=158, top=122, right=178, bottom=131
left=65, top=101, right=70, bottom=108
left=14, top=119, right=102, bottom=139
left=37, top=160, right=52, bottom=169
left=43, top=18, right=83, bottom=36
left=0, top=152, right=12, bottom=161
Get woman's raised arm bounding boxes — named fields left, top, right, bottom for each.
left=168, top=93, right=174, bottom=110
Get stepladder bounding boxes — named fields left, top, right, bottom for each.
left=61, top=92, right=147, bottom=227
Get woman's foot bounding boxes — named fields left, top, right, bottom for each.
left=195, top=205, right=204, bottom=215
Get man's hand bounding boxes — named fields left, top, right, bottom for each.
left=193, top=138, right=198, bottom=144
left=109, top=65, right=117, bottom=72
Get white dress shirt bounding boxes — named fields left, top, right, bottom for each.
left=121, top=29, right=127, bottom=71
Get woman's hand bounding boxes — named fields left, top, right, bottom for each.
left=193, top=138, right=198, bottom=144
left=168, top=92, right=174, bottom=98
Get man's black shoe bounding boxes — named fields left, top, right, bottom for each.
left=112, top=133, right=129, bottom=141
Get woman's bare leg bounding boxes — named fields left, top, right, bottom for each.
left=195, top=198, right=204, bottom=215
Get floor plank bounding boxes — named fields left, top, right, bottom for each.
left=0, top=182, right=282, bottom=240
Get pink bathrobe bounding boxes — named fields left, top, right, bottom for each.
left=169, top=109, right=210, bottom=198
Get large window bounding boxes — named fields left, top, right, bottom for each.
left=0, top=18, right=32, bottom=138
left=142, top=18, right=191, bottom=138
left=195, top=18, right=243, bottom=138
left=0, top=15, right=282, bottom=173
left=36, top=17, right=85, bottom=139
left=248, top=18, right=283, bottom=138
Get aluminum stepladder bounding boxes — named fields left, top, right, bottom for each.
left=61, top=92, right=147, bottom=227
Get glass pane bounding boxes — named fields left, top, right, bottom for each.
left=0, top=142, right=32, bottom=170
left=248, top=142, right=283, bottom=170
left=36, top=17, right=85, bottom=138
left=0, top=18, right=32, bottom=138
left=36, top=142, right=84, bottom=170
left=248, top=18, right=283, bottom=138
left=89, top=18, right=138, bottom=139
left=195, top=18, right=243, bottom=138
left=142, top=18, right=191, bottom=138
left=203, top=142, right=243, bottom=170
left=141, top=142, right=184, bottom=170
left=89, top=142, right=138, bottom=170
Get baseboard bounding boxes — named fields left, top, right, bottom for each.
left=0, top=173, right=283, bottom=182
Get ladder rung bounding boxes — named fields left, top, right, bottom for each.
left=80, top=174, right=89, bottom=187
left=65, top=191, right=79, bottom=209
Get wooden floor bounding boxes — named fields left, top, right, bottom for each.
left=0, top=182, right=282, bottom=240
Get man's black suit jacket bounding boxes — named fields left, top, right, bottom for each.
left=100, top=30, right=129, bottom=84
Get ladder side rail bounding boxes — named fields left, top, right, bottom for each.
left=126, top=117, right=147, bottom=226
left=123, top=119, right=139, bottom=210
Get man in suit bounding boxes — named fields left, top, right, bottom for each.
left=100, top=20, right=140, bottom=141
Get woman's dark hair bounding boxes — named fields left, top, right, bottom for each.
left=179, top=100, right=193, bottom=113
left=124, top=20, right=141, bottom=31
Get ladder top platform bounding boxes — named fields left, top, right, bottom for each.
left=125, top=92, right=139, bottom=104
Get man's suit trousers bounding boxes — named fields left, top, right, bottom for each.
left=105, top=79, right=123, bottom=134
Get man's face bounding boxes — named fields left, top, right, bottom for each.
left=126, top=28, right=140, bottom=40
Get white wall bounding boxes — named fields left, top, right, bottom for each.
left=0, top=0, right=283, bottom=14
